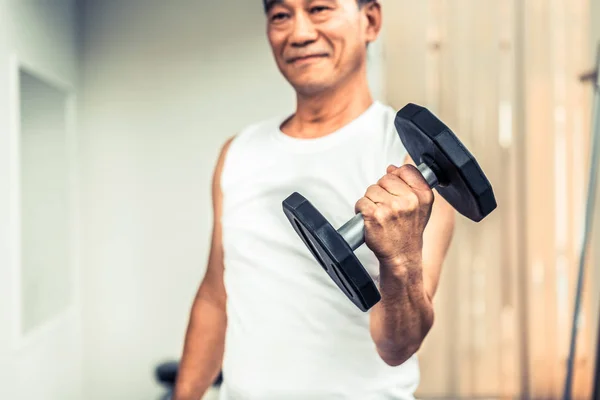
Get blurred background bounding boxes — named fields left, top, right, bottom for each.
left=0, top=0, right=599, bottom=399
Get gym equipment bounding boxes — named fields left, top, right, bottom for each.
left=282, top=103, right=497, bottom=312
left=562, top=43, right=600, bottom=400
left=154, top=360, right=223, bottom=400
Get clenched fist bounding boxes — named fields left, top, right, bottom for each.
left=355, top=164, right=435, bottom=265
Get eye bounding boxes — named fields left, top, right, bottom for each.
left=310, top=6, right=330, bottom=14
left=270, top=11, right=290, bottom=23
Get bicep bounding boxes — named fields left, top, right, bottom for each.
left=404, top=154, right=455, bottom=300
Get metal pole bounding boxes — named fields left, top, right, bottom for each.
left=594, top=309, right=600, bottom=400
left=563, top=44, right=600, bottom=400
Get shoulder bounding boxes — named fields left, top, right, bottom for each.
left=226, top=115, right=283, bottom=156
left=372, top=102, right=409, bottom=166
left=219, top=114, right=286, bottom=186
left=375, top=101, right=399, bottom=129
left=365, top=101, right=399, bottom=140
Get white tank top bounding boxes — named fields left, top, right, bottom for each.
left=219, top=101, right=419, bottom=400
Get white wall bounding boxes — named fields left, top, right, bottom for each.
left=78, top=1, right=384, bottom=398
left=592, top=0, right=600, bottom=51
left=0, top=1, right=13, bottom=397
left=0, top=0, right=81, bottom=399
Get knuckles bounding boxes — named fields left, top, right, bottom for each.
left=358, top=168, right=435, bottom=223
left=355, top=197, right=376, bottom=216
left=372, top=205, right=392, bottom=222
left=396, top=164, right=421, bottom=180
left=422, top=189, right=435, bottom=206
left=366, top=184, right=380, bottom=194
left=377, top=173, right=397, bottom=188
left=398, top=192, right=420, bottom=212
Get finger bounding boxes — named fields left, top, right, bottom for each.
left=375, top=177, right=421, bottom=216
left=377, top=172, right=414, bottom=197
left=364, top=183, right=396, bottom=205
left=356, top=196, right=392, bottom=226
left=392, top=165, right=435, bottom=204
left=386, top=164, right=399, bottom=174
left=354, top=196, right=378, bottom=217
left=393, top=164, right=432, bottom=192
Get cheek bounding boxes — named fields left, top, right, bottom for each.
left=267, top=31, right=285, bottom=56
left=323, top=16, right=352, bottom=33
left=321, top=20, right=361, bottom=59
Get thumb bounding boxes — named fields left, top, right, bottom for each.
left=386, top=164, right=399, bottom=174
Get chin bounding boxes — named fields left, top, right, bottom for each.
left=289, top=77, right=336, bottom=96
left=294, top=83, right=332, bottom=96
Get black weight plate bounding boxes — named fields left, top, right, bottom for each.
left=395, top=103, right=497, bottom=222
left=282, top=192, right=381, bottom=312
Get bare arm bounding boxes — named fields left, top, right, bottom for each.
left=173, top=138, right=233, bottom=400
left=359, top=155, right=455, bottom=366
left=405, top=154, right=455, bottom=299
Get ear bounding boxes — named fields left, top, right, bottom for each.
left=363, top=1, right=382, bottom=44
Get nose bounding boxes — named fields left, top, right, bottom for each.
left=289, top=12, right=318, bottom=47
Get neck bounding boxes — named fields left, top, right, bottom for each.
left=282, top=71, right=374, bottom=139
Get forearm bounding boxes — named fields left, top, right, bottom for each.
left=369, top=254, right=434, bottom=367
left=174, top=296, right=227, bottom=400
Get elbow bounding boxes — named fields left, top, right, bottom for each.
left=376, top=342, right=421, bottom=367
left=378, top=352, right=410, bottom=367
left=375, top=312, right=435, bottom=367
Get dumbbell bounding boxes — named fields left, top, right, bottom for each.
left=282, top=103, right=497, bottom=312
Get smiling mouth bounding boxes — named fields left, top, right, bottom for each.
left=287, top=54, right=328, bottom=64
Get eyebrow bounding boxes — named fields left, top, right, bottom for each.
left=264, top=0, right=284, bottom=13
left=265, top=0, right=337, bottom=13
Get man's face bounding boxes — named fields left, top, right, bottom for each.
left=265, top=0, right=378, bottom=95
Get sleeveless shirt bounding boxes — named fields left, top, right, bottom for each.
left=219, top=101, right=419, bottom=400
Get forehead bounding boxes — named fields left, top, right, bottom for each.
left=264, top=0, right=352, bottom=11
